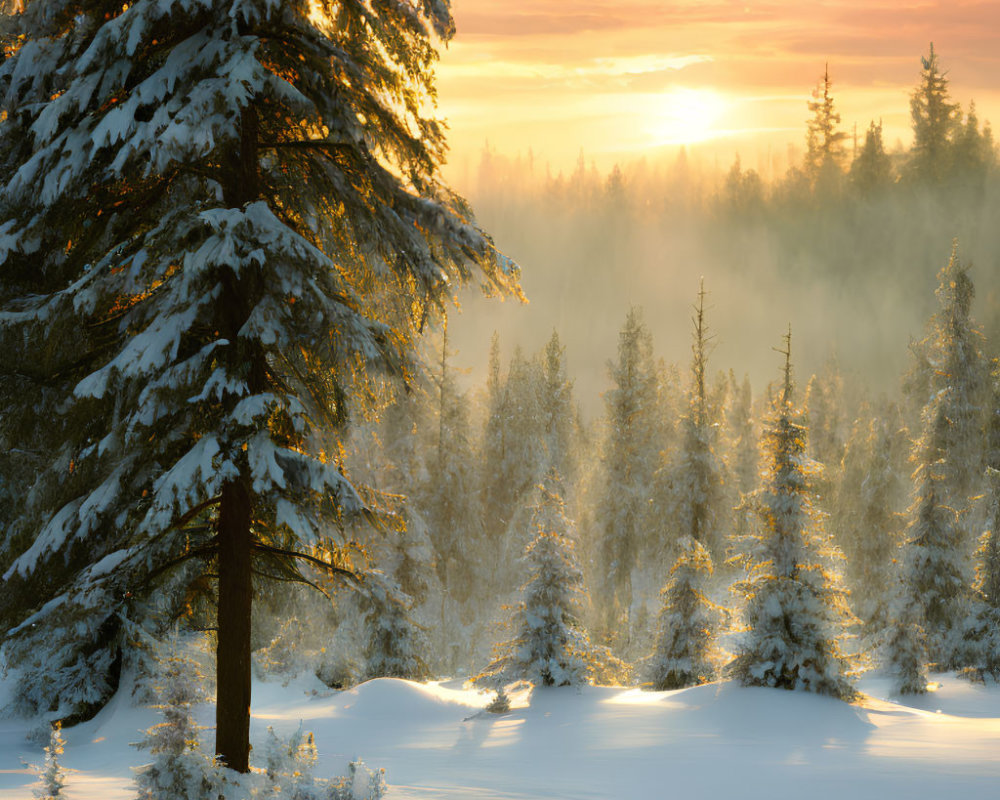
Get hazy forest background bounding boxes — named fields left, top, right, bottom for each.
left=447, top=54, right=1000, bottom=405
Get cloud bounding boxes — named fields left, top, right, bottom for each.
left=453, top=1, right=789, bottom=37
left=438, top=0, right=1000, bottom=168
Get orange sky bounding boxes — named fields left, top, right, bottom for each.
left=436, top=0, right=1000, bottom=175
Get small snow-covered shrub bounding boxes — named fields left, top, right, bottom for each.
left=30, top=722, right=66, bottom=800
left=132, top=649, right=216, bottom=800
left=329, top=759, right=387, bottom=800
left=262, top=724, right=325, bottom=800
left=261, top=726, right=387, bottom=800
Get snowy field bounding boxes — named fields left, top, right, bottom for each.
left=3, top=673, right=1000, bottom=799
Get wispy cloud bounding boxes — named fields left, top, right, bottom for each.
left=439, top=1, right=1000, bottom=169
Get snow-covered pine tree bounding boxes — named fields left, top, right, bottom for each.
left=977, top=470, right=1000, bottom=612
left=32, top=722, right=67, bottom=800
left=595, top=307, right=659, bottom=642
left=662, top=281, right=727, bottom=562
left=954, top=467, right=1000, bottom=678
left=907, top=244, right=988, bottom=510
left=898, top=249, right=988, bottom=667
left=954, top=367, right=1000, bottom=677
left=882, top=588, right=930, bottom=695
left=361, top=572, right=430, bottom=682
left=834, top=412, right=907, bottom=636
left=978, top=369, right=1000, bottom=614
left=0, top=0, right=518, bottom=770
left=645, top=536, right=724, bottom=690
left=898, top=448, right=966, bottom=667
left=729, top=329, right=855, bottom=700
left=480, top=473, right=603, bottom=689
left=724, top=372, right=759, bottom=553
left=803, top=365, right=846, bottom=503
left=133, top=648, right=216, bottom=800
left=418, top=327, right=488, bottom=672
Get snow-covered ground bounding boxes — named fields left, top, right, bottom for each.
left=3, top=672, right=1000, bottom=799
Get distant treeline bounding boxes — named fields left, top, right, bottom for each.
left=450, top=44, right=1000, bottom=393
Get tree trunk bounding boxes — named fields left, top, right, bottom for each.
left=215, top=477, right=253, bottom=773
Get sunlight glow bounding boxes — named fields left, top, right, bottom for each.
left=652, top=88, right=729, bottom=145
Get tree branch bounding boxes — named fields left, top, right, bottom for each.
left=251, top=541, right=359, bottom=584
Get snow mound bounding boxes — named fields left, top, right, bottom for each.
left=3, top=675, right=1000, bottom=799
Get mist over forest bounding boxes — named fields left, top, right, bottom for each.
left=447, top=56, right=1000, bottom=413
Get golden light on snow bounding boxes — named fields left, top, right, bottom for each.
left=651, top=88, right=729, bottom=145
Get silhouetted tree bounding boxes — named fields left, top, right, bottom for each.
left=909, top=43, right=961, bottom=183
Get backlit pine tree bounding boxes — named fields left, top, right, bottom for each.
left=0, top=0, right=518, bottom=771
left=955, top=467, right=1000, bottom=678
left=420, top=327, right=486, bottom=673
left=955, top=368, right=1000, bottom=677
left=834, top=413, right=907, bottom=636
left=900, top=246, right=985, bottom=665
left=361, top=572, right=430, bottom=682
left=881, top=587, right=930, bottom=695
left=539, top=330, right=576, bottom=487
left=133, top=648, right=216, bottom=800
left=480, top=339, right=548, bottom=598
left=479, top=474, right=609, bottom=689
left=914, top=245, right=988, bottom=508
left=908, top=43, right=961, bottom=183
left=729, top=329, right=855, bottom=700
left=645, top=536, right=724, bottom=690
left=805, top=64, right=849, bottom=190
left=31, top=722, right=67, bottom=800
left=725, top=372, right=758, bottom=549
left=849, top=120, right=893, bottom=196
left=595, top=307, right=659, bottom=643
left=899, top=444, right=965, bottom=666
left=663, top=281, right=727, bottom=562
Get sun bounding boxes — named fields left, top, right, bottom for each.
left=652, top=88, right=729, bottom=145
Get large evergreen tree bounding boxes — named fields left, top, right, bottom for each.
left=730, top=330, right=855, bottom=700
left=0, top=0, right=517, bottom=772
left=899, top=245, right=986, bottom=667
